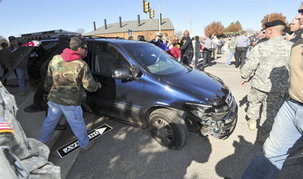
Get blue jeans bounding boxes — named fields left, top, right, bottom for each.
left=242, top=100, right=303, bottom=178
left=15, top=68, right=26, bottom=92
left=39, top=101, right=89, bottom=148
left=225, top=49, right=235, bottom=65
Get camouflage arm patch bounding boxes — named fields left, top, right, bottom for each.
left=240, top=45, right=261, bottom=80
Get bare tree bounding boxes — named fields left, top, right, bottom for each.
left=225, top=21, right=243, bottom=33
left=261, top=13, right=287, bottom=29
left=204, top=22, right=225, bottom=36
left=75, top=28, right=85, bottom=35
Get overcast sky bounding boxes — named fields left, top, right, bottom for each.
left=0, top=0, right=301, bottom=39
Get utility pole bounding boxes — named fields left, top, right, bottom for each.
left=158, top=0, right=161, bottom=33
left=189, top=16, right=192, bottom=34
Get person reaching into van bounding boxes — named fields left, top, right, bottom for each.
left=39, top=37, right=101, bottom=151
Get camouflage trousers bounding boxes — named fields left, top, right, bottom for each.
left=246, top=87, right=286, bottom=131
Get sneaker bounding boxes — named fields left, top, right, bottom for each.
left=80, top=140, right=96, bottom=152
left=247, top=119, right=257, bottom=130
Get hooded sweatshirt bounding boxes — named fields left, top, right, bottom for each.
left=61, top=48, right=83, bottom=62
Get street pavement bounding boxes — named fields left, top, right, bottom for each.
left=12, top=47, right=303, bottom=179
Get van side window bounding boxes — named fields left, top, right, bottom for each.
left=94, top=44, right=130, bottom=77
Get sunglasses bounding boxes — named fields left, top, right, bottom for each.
left=298, top=9, right=303, bottom=14
left=81, top=46, right=88, bottom=50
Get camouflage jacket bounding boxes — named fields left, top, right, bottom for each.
left=45, top=54, right=100, bottom=106
left=0, top=83, right=60, bottom=178
left=241, top=37, right=293, bottom=93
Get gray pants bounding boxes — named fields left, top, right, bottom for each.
left=246, top=87, right=285, bottom=131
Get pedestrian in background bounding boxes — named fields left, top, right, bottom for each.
left=137, top=35, right=146, bottom=42
left=211, top=34, right=219, bottom=60
left=192, top=35, right=201, bottom=68
left=150, top=33, right=169, bottom=52
left=234, top=31, right=251, bottom=68
left=39, top=37, right=101, bottom=151
left=0, top=42, right=8, bottom=85
left=168, top=37, right=181, bottom=61
left=242, top=2, right=303, bottom=177
left=8, top=36, right=28, bottom=95
left=225, top=37, right=236, bottom=66
left=217, top=37, right=225, bottom=54
left=180, top=30, right=193, bottom=66
left=203, top=34, right=214, bottom=66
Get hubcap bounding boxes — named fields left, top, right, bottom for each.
left=151, top=118, right=174, bottom=146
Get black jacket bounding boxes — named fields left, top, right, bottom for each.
left=180, top=37, right=193, bottom=55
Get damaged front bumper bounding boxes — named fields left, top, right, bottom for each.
left=185, top=96, right=238, bottom=139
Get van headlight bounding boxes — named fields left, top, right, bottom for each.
left=185, top=102, right=229, bottom=121
left=185, top=102, right=212, bottom=119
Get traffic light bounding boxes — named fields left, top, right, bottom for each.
left=149, top=9, right=155, bottom=19
left=143, top=1, right=150, bottom=13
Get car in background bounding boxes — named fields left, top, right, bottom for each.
left=27, top=37, right=238, bottom=150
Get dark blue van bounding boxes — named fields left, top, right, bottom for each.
left=27, top=38, right=237, bottom=150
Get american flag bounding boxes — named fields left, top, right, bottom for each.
left=0, top=122, right=13, bottom=133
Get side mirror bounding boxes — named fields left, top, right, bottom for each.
left=113, top=68, right=132, bottom=80
left=130, top=66, right=141, bottom=77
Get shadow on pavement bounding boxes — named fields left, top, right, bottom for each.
left=215, top=135, right=303, bottom=179
left=67, top=124, right=212, bottom=179
left=215, top=135, right=262, bottom=178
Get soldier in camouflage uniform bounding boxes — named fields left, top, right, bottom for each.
left=240, top=20, right=293, bottom=143
left=39, top=37, right=101, bottom=150
left=0, top=82, right=60, bottom=178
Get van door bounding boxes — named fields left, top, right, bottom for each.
left=86, top=42, right=144, bottom=126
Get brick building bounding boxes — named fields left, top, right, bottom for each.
left=85, top=18, right=175, bottom=41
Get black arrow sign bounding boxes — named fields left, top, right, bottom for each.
left=57, top=124, right=113, bottom=158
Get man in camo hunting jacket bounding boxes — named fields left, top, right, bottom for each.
left=39, top=37, right=101, bottom=150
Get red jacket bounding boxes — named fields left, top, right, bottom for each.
left=169, top=46, right=181, bottom=59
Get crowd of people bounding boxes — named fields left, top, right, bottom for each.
left=138, top=3, right=303, bottom=177
left=0, top=36, right=29, bottom=96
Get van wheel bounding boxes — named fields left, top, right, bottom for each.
left=148, top=109, right=187, bottom=150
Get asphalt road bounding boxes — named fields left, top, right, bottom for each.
left=50, top=49, right=303, bottom=179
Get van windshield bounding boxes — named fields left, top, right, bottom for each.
left=122, top=43, right=188, bottom=75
